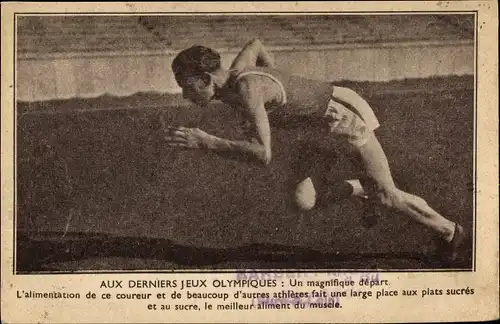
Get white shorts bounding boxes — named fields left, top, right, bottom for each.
left=324, top=86, right=380, bottom=147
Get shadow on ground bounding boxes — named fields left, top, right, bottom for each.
left=17, top=231, right=472, bottom=273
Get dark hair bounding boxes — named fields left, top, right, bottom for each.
left=171, top=45, right=221, bottom=86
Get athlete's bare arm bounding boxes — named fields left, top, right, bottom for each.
left=165, top=77, right=272, bottom=165
left=230, top=39, right=274, bottom=70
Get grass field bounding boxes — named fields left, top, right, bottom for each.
left=15, top=76, right=474, bottom=272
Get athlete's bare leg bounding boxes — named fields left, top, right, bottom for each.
left=356, top=132, right=459, bottom=242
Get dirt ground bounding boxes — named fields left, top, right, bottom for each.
left=15, top=76, right=474, bottom=272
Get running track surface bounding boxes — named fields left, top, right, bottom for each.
left=15, top=76, right=474, bottom=272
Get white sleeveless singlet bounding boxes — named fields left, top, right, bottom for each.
left=233, top=70, right=287, bottom=106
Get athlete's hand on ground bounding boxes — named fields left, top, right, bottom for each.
left=164, top=126, right=211, bottom=149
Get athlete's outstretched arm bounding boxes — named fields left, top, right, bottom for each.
left=230, top=39, right=274, bottom=70
left=164, top=78, right=272, bottom=165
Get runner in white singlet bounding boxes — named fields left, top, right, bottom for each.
left=166, top=39, right=465, bottom=264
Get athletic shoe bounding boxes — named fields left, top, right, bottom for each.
left=361, top=199, right=381, bottom=228
left=437, top=223, right=465, bottom=263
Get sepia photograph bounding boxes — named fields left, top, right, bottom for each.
left=15, top=13, right=475, bottom=273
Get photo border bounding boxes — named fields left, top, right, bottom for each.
left=12, top=10, right=478, bottom=275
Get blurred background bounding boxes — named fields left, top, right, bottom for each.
left=16, top=14, right=474, bottom=272
left=17, top=14, right=474, bottom=101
